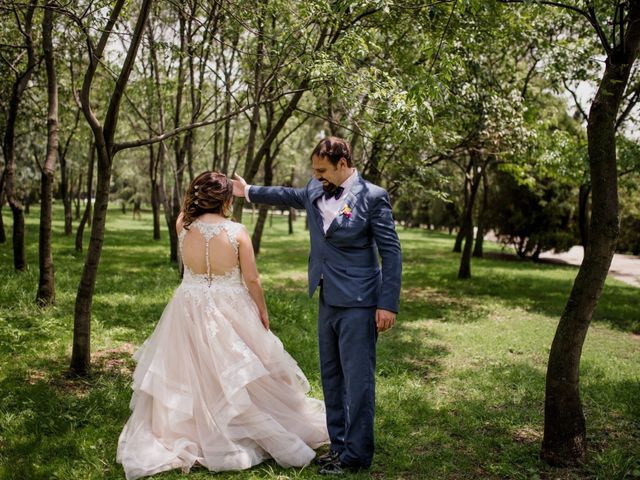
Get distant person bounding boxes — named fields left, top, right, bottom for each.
left=233, top=136, right=402, bottom=475
left=117, top=171, right=328, bottom=480
left=132, top=198, right=142, bottom=220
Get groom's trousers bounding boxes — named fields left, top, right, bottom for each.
left=318, top=286, right=378, bottom=468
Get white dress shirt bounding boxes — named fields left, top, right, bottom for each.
left=245, top=169, right=358, bottom=233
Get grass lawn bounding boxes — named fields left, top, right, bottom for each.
left=0, top=206, right=638, bottom=480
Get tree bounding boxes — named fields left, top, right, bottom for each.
left=500, top=0, right=640, bottom=465
left=69, top=0, right=154, bottom=375
left=0, top=0, right=38, bottom=271
left=489, top=171, right=577, bottom=259
left=36, top=0, right=59, bottom=306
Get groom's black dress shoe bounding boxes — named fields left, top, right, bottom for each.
left=314, top=450, right=340, bottom=467
left=318, top=458, right=366, bottom=476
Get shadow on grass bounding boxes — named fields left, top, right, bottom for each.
left=400, top=232, right=640, bottom=334
left=0, top=355, right=133, bottom=480
left=374, top=356, right=639, bottom=479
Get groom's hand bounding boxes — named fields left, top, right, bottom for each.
left=233, top=174, right=247, bottom=197
left=376, top=309, right=396, bottom=333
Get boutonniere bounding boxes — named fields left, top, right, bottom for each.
left=340, top=205, right=353, bottom=219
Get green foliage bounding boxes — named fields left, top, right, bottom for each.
left=1, top=206, right=638, bottom=479
left=488, top=170, right=578, bottom=258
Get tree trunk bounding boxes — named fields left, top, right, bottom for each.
left=59, top=108, right=81, bottom=236
left=71, top=0, right=152, bottom=375
left=541, top=3, right=640, bottom=465
left=0, top=172, right=6, bottom=244
left=151, top=176, right=162, bottom=240
left=75, top=170, right=82, bottom=221
left=473, top=170, right=489, bottom=258
left=71, top=157, right=112, bottom=374
left=36, top=0, right=59, bottom=306
left=233, top=81, right=310, bottom=221
left=458, top=155, right=482, bottom=279
left=288, top=167, right=295, bottom=235
left=60, top=156, right=73, bottom=235
left=75, top=143, right=95, bottom=252
left=577, top=182, right=590, bottom=247
left=453, top=168, right=471, bottom=253
left=234, top=8, right=266, bottom=222
left=2, top=0, right=37, bottom=271
left=146, top=19, right=167, bottom=242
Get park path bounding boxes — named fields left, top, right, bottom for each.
left=538, top=246, right=640, bottom=288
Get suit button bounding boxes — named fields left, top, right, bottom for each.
left=357, top=296, right=362, bottom=301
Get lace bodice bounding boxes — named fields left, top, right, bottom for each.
left=179, top=219, right=245, bottom=289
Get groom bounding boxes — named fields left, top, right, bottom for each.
left=233, top=136, right=402, bottom=474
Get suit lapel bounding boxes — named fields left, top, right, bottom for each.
left=309, top=184, right=325, bottom=233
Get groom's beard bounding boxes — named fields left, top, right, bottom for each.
left=321, top=181, right=338, bottom=195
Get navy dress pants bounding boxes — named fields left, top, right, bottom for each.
left=318, top=287, right=378, bottom=468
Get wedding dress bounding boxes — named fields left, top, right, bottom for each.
left=117, top=218, right=328, bottom=480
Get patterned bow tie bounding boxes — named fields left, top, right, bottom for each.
left=323, top=186, right=344, bottom=200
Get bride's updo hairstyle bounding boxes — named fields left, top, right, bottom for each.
left=182, top=171, right=233, bottom=229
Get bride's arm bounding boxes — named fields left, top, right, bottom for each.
left=237, top=227, right=269, bottom=330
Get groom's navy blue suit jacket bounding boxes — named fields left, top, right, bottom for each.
left=248, top=174, right=402, bottom=313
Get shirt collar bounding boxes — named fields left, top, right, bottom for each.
left=340, top=169, right=358, bottom=191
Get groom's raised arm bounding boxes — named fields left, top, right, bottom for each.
left=233, top=174, right=307, bottom=209
left=247, top=185, right=306, bottom=210
left=370, top=191, right=402, bottom=314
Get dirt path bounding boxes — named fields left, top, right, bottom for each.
left=539, top=246, right=640, bottom=288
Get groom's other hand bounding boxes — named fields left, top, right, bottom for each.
left=376, top=309, right=396, bottom=333
left=233, top=174, right=247, bottom=197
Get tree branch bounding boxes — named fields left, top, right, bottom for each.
left=497, top=0, right=612, bottom=53
left=563, top=79, right=589, bottom=121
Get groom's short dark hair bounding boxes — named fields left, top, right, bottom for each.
left=311, top=136, right=352, bottom=167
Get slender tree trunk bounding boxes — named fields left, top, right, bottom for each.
left=220, top=29, right=239, bottom=175
left=542, top=3, right=640, bottom=465
left=60, top=108, right=81, bottom=235
left=36, top=1, right=59, bottom=306
left=0, top=174, right=6, bottom=244
left=578, top=182, right=591, bottom=248
left=251, top=37, right=271, bottom=255
left=60, top=156, right=73, bottom=235
left=453, top=164, right=472, bottom=253
left=151, top=176, right=162, bottom=240
left=75, top=170, right=82, bottom=221
left=71, top=157, right=112, bottom=373
left=2, top=0, right=37, bottom=271
left=473, top=170, right=489, bottom=258
left=146, top=19, right=167, bottom=242
left=71, top=0, right=152, bottom=375
left=234, top=27, right=328, bottom=222
left=235, top=8, right=265, bottom=221
left=75, top=142, right=95, bottom=252
left=458, top=155, right=482, bottom=279
left=233, top=81, right=309, bottom=221
left=251, top=179, right=273, bottom=255
left=167, top=10, right=187, bottom=264
left=288, top=167, right=295, bottom=235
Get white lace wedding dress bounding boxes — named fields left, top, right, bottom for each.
left=116, top=218, right=328, bottom=480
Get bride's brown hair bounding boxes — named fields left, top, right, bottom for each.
left=182, top=171, right=233, bottom=229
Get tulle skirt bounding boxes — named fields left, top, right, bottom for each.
left=116, top=280, right=329, bottom=480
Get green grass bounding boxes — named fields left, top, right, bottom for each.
left=0, top=206, right=638, bottom=480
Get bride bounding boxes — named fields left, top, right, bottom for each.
left=117, top=171, right=329, bottom=480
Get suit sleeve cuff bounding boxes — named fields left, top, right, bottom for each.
left=377, top=305, right=398, bottom=314
left=245, top=184, right=253, bottom=203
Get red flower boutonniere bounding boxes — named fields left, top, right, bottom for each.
left=340, top=205, right=353, bottom=219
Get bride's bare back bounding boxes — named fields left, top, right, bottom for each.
left=176, top=213, right=269, bottom=329
left=180, top=219, right=239, bottom=278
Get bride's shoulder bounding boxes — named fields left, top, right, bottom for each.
left=225, top=219, right=246, bottom=234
